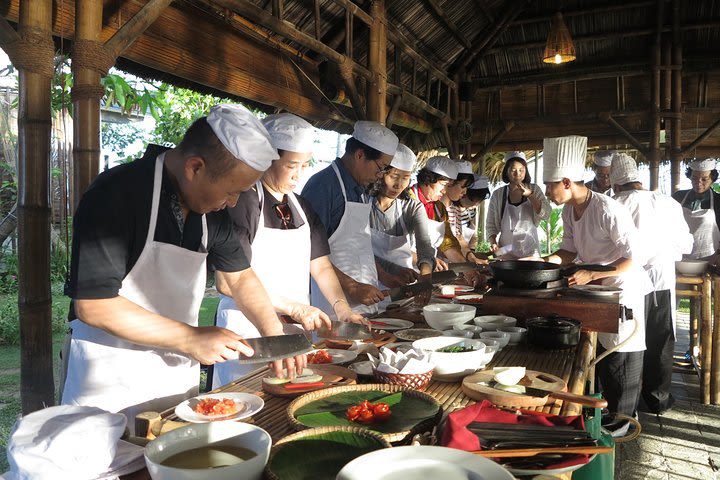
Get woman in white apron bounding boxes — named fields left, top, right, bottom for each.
left=450, top=175, right=491, bottom=251
left=215, top=114, right=364, bottom=387
left=410, top=156, right=459, bottom=253
left=672, top=158, right=720, bottom=259
left=486, top=151, right=551, bottom=259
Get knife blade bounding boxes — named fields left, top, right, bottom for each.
left=417, top=270, right=458, bottom=284
left=316, top=320, right=374, bottom=340
left=477, top=381, right=608, bottom=408
left=236, top=334, right=313, bottom=364
left=383, top=280, right=433, bottom=301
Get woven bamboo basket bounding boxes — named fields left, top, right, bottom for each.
left=372, top=369, right=434, bottom=391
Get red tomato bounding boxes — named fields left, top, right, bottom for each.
left=357, top=408, right=375, bottom=423
left=372, top=402, right=391, bottom=421
left=346, top=405, right=362, bottom=421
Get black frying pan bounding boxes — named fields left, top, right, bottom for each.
left=489, top=260, right=616, bottom=289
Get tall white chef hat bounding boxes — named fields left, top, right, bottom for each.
left=6, top=405, right=129, bottom=479
left=609, top=152, right=641, bottom=186
left=504, top=151, right=526, bottom=162
left=593, top=150, right=614, bottom=167
left=456, top=160, right=474, bottom=175
left=261, top=113, right=316, bottom=153
left=207, top=104, right=278, bottom=171
left=390, top=143, right=417, bottom=172
left=689, top=157, right=718, bottom=172
left=424, top=156, right=459, bottom=180
left=352, top=121, right=399, bottom=156
left=471, top=174, right=490, bottom=190
left=543, top=135, right=588, bottom=183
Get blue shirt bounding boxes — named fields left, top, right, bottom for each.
left=301, top=158, right=366, bottom=238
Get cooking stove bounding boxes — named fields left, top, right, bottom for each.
left=491, top=279, right=564, bottom=299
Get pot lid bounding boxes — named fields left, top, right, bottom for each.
left=526, top=316, right=580, bottom=331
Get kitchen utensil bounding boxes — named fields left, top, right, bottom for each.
left=422, top=303, right=476, bottom=330
left=383, top=281, right=433, bottom=301
left=477, top=380, right=607, bottom=408
left=412, top=336, right=488, bottom=381
left=261, top=364, right=356, bottom=397
left=472, top=446, right=612, bottom=458
left=526, top=316, right=582, bottom=349
left=237, top=334, right=313, bottom=364
left=307, top=348, right=358, bottom=365
left=489, top=261, right=615, bottom=289
left=462, top=369, right=566, bottom=407
left=316, top=320, right=373, bottom=340
left=418, top=270, right=459, bottom=285
left=174, top=392, right=264, bottom=423
left=323, top=331, right=396, bottom=349
left=368, top=318, right=414, bottom=331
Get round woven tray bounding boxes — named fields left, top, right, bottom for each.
left=286, top=383, right=442, bottom=443
left=265, top=427, right=391, bottom=480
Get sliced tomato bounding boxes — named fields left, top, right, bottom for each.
left=346, top=405, right=362, bottom=421
left=357, top=408, right=375, bottom=423
left=372, top=402, right=391, bottom=420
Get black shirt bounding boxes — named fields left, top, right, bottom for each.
left=65, top=145, right=250, bottom=318
left=227, top=183, right=330, bottom=262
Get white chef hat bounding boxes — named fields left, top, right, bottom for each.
left=352, top=121, right=399, bottom=156
left=689, top=157, right=718, bottom=172
left=504, top=151, right=526, bottom=162
left=609, top=152, right=641, bottom=186
left=543, top=135, right=588, bottom=183
left=390, top=143, right=416, bottom=172
left=6, top=405, right=127, bottom=479
left=456, top=160, right=474, bottom=175
left=424, top=156, right=459, bottom=180
left=593, top=150, right=614, bottom=167
left=207, top=104, right=278, bottom=171
left=261, top=113, right=315, bottom=154
left=471, top=174, right=490, bottom=190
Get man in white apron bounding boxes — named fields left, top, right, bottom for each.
left=302, top=121, right=399, bottom=316
left=62, top=105, right=305, bottom=430
left=213, top=114, right=364, bottom=387
left=610, top=153, right=693, bottom=414
left=672, top=158, right=720, bottom=259
left=585, top=150, right=614, bottom=196
left=541, top=135, right=652, bottom=437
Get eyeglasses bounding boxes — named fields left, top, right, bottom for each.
left=373, top=158, right=389, bottom=174
left=273, top=202, right=294, bottom=229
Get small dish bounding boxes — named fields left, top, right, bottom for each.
left=307, top=349, right=358, bottom=365
left=453, top=325, right=483, bottom=338
left=478, top=331, right=511, bottom=350
left=395, top=328, right=443, bottom=341
left=443, top=329, right=472, bottom=338
left=498, top=326, right=527, bottom=345
left=454, top=293, right=484, bottom=304
left=368, top=318, right=415, bottom=331
left=473, top=315, right=517, bottom=330
left=175, top=392, right=264, bottom=423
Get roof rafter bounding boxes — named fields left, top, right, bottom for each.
left=423, top=0, right=472, bottom=49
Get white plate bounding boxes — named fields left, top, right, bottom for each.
left=337, top=445, right=514, bottom=480
left=505, top=454, right=596, bottom=476
left=308, top=348, right=358, bottom=365
left=569, top=285, right=622, bottom=296
left=441, top=284, right=474, bottom=293
left=174, top=392, right=264, bottom=423
left=369, top=318, right=415, bottom=331
left=394, top=328, right=443, bottom=342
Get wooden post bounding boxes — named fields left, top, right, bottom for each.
left=72, top=0, right=103, bottom=208
left=712, top=276, right=720, bottom=405
left=16, top=0, right=55, bottom=413
left=367, top=0, right=387, bottom=123
left=670, top=0, right=682, bottom=193
left=701, top=275, right=712, bottom=404
left=648, top=0, right=664, bottom=191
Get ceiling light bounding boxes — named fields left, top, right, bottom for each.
left=543, top=12, right=576, bottom=64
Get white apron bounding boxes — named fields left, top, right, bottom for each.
left=681, top=190, right=720, bottom=259
left=498, top=188, right=540, bottom=259
left=62, top=153, right=205, bottom=429
left=214, top=182, right=310, bottom=388
left=311, top=163, right=379, bottom=315
left=411, top=185, right=445, bottom=250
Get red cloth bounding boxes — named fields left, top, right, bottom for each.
left=441, top=400, right=590, bottom=470
left=412, top=185, right=435, bottom=220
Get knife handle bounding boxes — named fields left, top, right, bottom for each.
left=548, top=390, right=608, bottom=408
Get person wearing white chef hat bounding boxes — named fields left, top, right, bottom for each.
left=485, top=151, right=551, bottom=259
left=540, top=135, right=652, bottom=437
left=62, top=104, right=306, bottom=432
left=610, top=153, right=693, bottom=414
left=586, top=150, right=614, bottom=195
left=212, top=113, right=365, bottom=388
left=671, top=158, right=720, bottom=259
left=302, top=121, right=398, bottom=316
left=367, top=144, right=435, bottom=295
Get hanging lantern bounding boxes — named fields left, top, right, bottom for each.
left=543, top=12, right=576, bottom=64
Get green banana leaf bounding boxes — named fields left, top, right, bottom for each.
left=294, top=391, right=440, bottom=433
left=267, top=430, right=387, bottom=480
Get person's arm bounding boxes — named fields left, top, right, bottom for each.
left=541, top=248, right=576, bottom=265
left=407, top=199, right=436, bottom=274
left=74, top=297, right=253, bottom=365
left=310, top=255, right=366, bottom=324
left=333, top=265, right=385, bottom=305
left=485, top=189, right=501, bottom=248
left=530, top=184, right=552, bottom=224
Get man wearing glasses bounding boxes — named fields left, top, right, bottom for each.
left=585, top=150, right=614, bottom=196
left=302, top=121, right=398, bottom=315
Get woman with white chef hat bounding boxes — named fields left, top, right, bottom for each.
left=213, top=113, right=365, bottom=388
left=368, top=144, right=434, bottom=289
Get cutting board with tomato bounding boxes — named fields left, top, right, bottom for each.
left=461, top=369, right=567, bottom=407
left=262, top=364, right=357, bottom=397
left=323, top=331, right=396, bottom=349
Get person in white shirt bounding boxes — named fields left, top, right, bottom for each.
left=586, top=150, right=614, bottom=195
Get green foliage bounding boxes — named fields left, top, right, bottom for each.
left=539, top=206, right=564, bottom=255
left=0, top=291, right=69, bottom=346
left=101, top=122, right=145, bottom=160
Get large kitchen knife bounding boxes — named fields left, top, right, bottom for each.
left=477, top=381, right=607, bottom=408
left=316, top=320, right=374, bottom=340
left=417, top=270, right=459, bottom=284
left=383, top=280, right=433, bottom=301
left=236, top=334, right=313, bottom=364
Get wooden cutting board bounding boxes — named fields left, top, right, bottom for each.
left=461, top=369, right=567, bottom=407
left=323, top=331, right=396, bottom=349
left=261, top=364, right=357, bottom=397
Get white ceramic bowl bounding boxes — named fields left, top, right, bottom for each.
left=145, top=421, right=271, bottom=480
left=480, top=338, right=500, bottom=354
left=498, top=326, right=527, bottom=345
left=472, top=315, right=517, bottom=330
left=478, top=331, right=511, bottom=349
left=423, top=304, right=476, bottom=331
left=412, top=336, right=487, bottom=381
left=676, top=260, right=708, bottom=276
left=443, top=328, right=472, bottom=338
left=453, top=324, right=483, bottom=338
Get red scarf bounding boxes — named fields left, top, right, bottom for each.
left=412, top=185, right=436, bottom=220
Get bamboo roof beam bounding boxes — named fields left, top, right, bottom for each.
left=681, top=116, right=720, bottom=155
left=472, top=121, right=514, bottom=162
left=513, top=1, right=655, bottom=26
left=367, top=0, right=387, bottom=122
left=423, top=0, right=472, bottom=49
left=472, top=0, right=494, bottom=24
left=599, top=112, right=650, bottom=156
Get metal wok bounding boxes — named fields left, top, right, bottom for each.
left=489, top=260, right=615, bottom=289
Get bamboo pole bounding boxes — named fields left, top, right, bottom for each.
left=17, top=0, right=55, bottom=414
left=680, top=116, right=720, bottom=155
left=670, top=0, right=683, bottom=193
left=471, top=121, right=514, bottom=162
left=72, top=0, right=103, bottom=208
left=367, top=0, right=387, bottom=123
left=701, top=275, right=712, bottom=404
left=598, top=112, right=649, bottom=155
left=648, top=0, right=664, bottom=191
left=712, top=276, right=720, bottom=404
left=104, top=0, right=174, bottom=60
